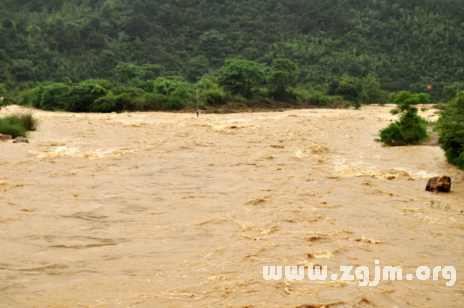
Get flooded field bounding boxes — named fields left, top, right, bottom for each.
left=0, top=105, right=463, bottom=307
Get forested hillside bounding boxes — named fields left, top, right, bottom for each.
left=1, top=0, right=464, bottom=94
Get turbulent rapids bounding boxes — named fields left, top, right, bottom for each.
left=1, top=105, right=463, bottom=307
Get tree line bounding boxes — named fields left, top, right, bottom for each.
left=10, top=58, right=386, bottom=113
left=1, top=0, right=464, bottom=100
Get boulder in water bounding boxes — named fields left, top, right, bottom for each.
left=425, top=176, right=451, bottom=192
left=13, top=137, right=29, bottom=143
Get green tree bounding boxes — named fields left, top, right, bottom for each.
left=90, top=93, right=118, bottom=113
left=218, top=59, right=265, bottom=99
left=66, top=83, right=107, bottom=112
left=12, top=60, right=36, bottom=81
left=199, top=30, right=226, bottom=66
left=198, top=75, right=226, bottom=106
left=38, top=83, right=71, bottom=110
left=151, top=76, right=194, bottom=110
left=267, top=58, right=299, bottom=100
left=186, top=55, right=210, bottom=82
left=441, top=82, right=463, bottom=103
left=140, top=64, right=165, bottom=80
left=327, top=76, right=363, bottom=108
left=0, top=83, right=7, bottom=107
left=115, top=62, right=142, bottom=83
left=0, top=83, right=7, bottom=96
left=360, top=74, right=387, bottom=105
left=377, top=91, right=430, bottom=146
left=437, top=91, right=464, bottom=169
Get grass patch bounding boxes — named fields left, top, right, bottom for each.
left=0, top=116, right=28, bottom=138
left=0, top=112, right=39, bottom=138
left=14, top=112, right=39, bottom=131
left=427, top=200, right=452, bottom=211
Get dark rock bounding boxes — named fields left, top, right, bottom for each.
left=13, top=137, right=28, bottom=143
left=425, top=176, right=451, bottom=192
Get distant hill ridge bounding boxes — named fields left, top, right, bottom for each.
left=1, top=0, right=464, bottom=92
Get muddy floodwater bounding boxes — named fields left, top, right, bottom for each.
left=1, top=105, right=463, bottom=308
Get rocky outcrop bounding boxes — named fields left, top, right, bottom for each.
left=425, top=176, right=451, bottom=192
left=0, top=134, right=29, bottom=143
left=13, top=137, right=28, bottom=143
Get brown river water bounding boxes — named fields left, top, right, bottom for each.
left=0, top=105, right=463, bottom=308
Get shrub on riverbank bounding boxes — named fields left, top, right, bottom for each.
left=377, top=91, right=429, bottom=146
left=437, top=92, right=464, bottom=169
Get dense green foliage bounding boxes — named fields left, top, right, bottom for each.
left=437, top=92, right=464, bottom=169
left=0, top=83, right=14, bottom=107
left=1, top=0, right=464, bottom=99
left=217, top=59, right=265, bottom=99
left=18, top=77, right=199, bottom=112
left=328, top=76, right=364, bottom=109
left=359, top=74, right=388, bottom=106
left=377, top=91, right=430, bottom=146
left=16, top=65, right=387, bottom=112
left=267, top=59, right=299, bottom=100
left=0, top=83, right=6, bottom=96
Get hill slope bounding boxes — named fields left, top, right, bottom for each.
left=1, top=0, right=464, bottom=92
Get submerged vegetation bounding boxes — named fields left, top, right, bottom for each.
left=377, top=91, right=430, bottom=146
left=15, top=111, right=40, bottom=131
left=375, top=88, right=464, bottom=172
